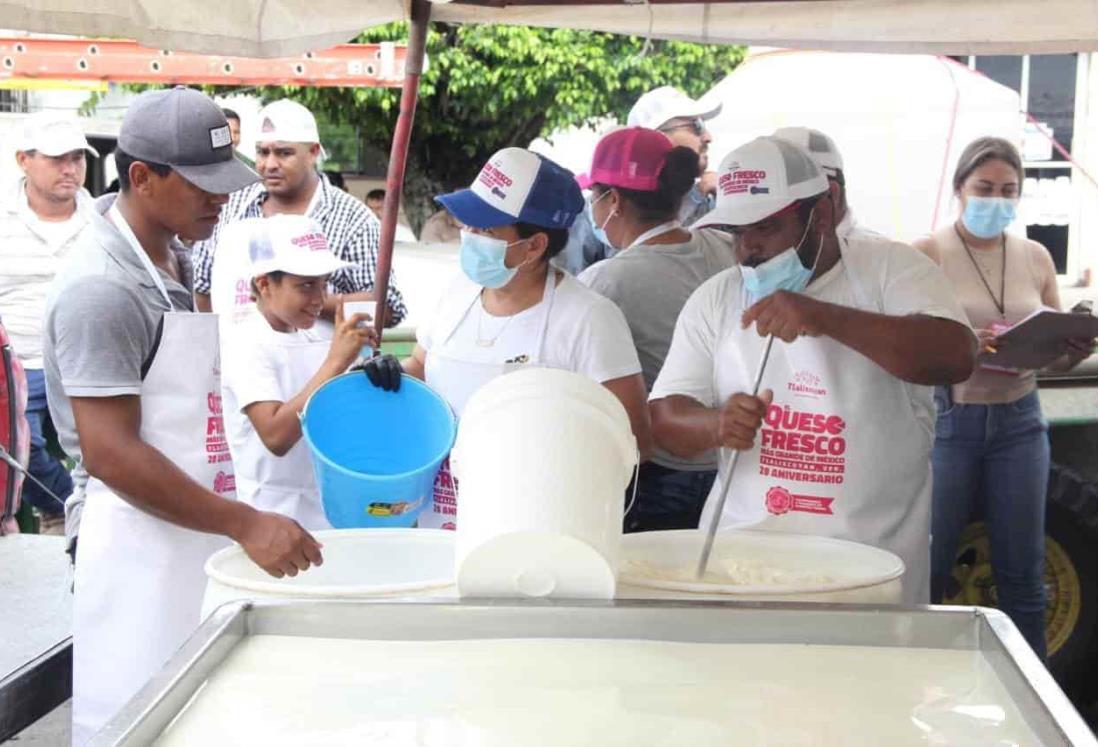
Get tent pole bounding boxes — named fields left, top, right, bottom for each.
left=373, top=0, right=431, bottom=334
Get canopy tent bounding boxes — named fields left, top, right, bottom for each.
left=3, top=0, right=1096, bottom=328
left=2, top=0, right=1097, bottom=58
left=703, top=50, right=1023, bottom=243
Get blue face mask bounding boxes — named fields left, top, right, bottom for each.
left=961, top=196, right=1018, bottom=239
left=459, top=230, right=521, bottom=289
left=586, top=191, right=616, bottom=249
left=741, top=208, right=819, bottom=305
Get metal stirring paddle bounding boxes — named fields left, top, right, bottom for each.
left=695, top=334, right=775, bottom=579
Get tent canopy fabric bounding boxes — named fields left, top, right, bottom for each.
left=1, top=0, right=1096, bottom=58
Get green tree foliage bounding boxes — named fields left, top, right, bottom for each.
left=274, top=24, right=743, bottom=230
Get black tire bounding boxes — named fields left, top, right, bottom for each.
left=940, top=463, right=1098, bottom=703
left=1045, top=463, right=1098, bottom=702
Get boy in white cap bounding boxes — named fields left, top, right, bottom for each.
left=772, top=126, right=881, bottom=242
left=220, top=214, right=376, bottom=530
left=1, top=111, right=99, bottom=532
left=194, top=98, right=406, bottom=327
left=649, top=135, right=977, bottom=604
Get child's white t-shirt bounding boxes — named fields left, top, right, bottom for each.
left=221, top=308, right=332, bottom=530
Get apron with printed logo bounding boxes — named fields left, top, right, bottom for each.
left=71, top=207, right=234, bottom=745
left=420, top=270, right=556, bottom=530
left=703, top=243, right=933, bottom=604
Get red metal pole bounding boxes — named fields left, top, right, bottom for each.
left=373, top=0, right=431, bottom=335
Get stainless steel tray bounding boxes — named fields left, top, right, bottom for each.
left=92, top=599, right=1095, bottom=746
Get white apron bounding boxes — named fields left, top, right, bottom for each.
left=703, top=244, right=933, bottom=604
left=71, top=208, right=233, bottom=745
left=420, top=270, right=556, bottom=530
left=232, top=338, right=332, bottom=531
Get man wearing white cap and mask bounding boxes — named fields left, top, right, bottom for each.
left=194, top=98, right=406, bottom=329
left=773, top=126, right=881, bottom=242
left=1, top=112, right=98, bottom=533
left=649, top=136, right=977, bottom=604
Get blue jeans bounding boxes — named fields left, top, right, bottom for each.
left=930, top=388, right=1049, bottom=659
left=625, top=462, right=716, bottom=533
left=24, top=368, right=72, bottom=517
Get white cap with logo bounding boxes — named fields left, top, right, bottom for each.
left=246, top=214, right=352, bottom=279
left=255, top=99, right=322, bottom=146
left=772, top=126, right=844, bottom=177
left=693, top=136, right=829, bottom=229
left=627, top=86, right=722, bottom=130
left=17, top=111, right=99, bottom=157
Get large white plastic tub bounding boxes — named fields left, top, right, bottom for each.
left=617, top=529, right=905, bottom=604
left=452, top=368, right=637, bottom=599
left=202, top=528, right=455, bottom=617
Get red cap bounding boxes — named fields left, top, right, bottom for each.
left=577, top=127, right=673, bottom=192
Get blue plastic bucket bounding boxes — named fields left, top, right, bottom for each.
left=302, top=373, right=456, bottom=528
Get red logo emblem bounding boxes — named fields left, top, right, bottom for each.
left=765, top=486, right=835, bottom=516
left=765, top=486, right=793, bottom=515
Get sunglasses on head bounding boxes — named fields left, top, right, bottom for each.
left=659, top=117, right=706, bottom=137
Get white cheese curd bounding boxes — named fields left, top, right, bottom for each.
left=623, top=558, right=834, bottom=586
left=155, top=637, right=1041, bottom=746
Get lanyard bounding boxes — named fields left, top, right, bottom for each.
left=108, top=203, right=173, bottom=307
left=626, top=220, right=680, bottom=251
left=955, top=225, right=1006, bottom=318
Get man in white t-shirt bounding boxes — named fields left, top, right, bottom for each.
left=0, top=112, right=98, bottom=532
left=221, top=215, right=376, bottom=530
left=649, top=136, right=977, bottom=604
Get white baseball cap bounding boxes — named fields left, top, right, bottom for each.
left=255, top=99, right=322, bottom=146
left=693, top=136, right=829, bottom=229
left=773, top=126, right=844, bottom=176
left=627, top=86, right=722, bottom=130
left=17, top=111, right=99, bottom=157
left=246, top=215, right=352, bottom=278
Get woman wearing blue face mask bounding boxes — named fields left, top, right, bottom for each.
left=363, top=147, right=653, bottom=530
left=576, top=127, right=734, bottom=532
left=915, top=137, right=1094, bottom=659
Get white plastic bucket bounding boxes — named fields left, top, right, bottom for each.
left=201, top=528, right=456, bottom=618
left=617, top=529, right=905, bottom=604
left=451, top=368, right=637, bottom=599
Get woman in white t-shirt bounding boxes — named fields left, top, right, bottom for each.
left=914, top=137, right=1094, bottom=659
left=362, top=148, right=652, bottom=530
left=221, top=215, right=376, bottom=531
left=578, top=127, right=734, bottom=532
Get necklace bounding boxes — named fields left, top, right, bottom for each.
left=955, top=225, right=1006, bottom=318
left=475, top=302, right=514, bottom=347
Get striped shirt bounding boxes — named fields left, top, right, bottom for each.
left=0, top=178, right=96, bottom=369
left=192, top=174, right=406, bottom=324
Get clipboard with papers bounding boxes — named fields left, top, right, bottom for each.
left=978, top=307, right=1098, bottom=370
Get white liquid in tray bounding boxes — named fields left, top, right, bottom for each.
left=155, top=637, right=1042, bottom=746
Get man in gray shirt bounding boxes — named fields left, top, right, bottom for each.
left=45, top=87, right=323, bottom=745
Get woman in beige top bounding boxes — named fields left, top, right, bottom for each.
left=914, top=137, right=1093, bottom=660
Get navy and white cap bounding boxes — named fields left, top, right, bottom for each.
left=119, top=86, right=259, bottom=195
left=436, top=148, right=584, bottom=231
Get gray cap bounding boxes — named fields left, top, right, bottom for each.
left=118, top=86, right=259, bottom=195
